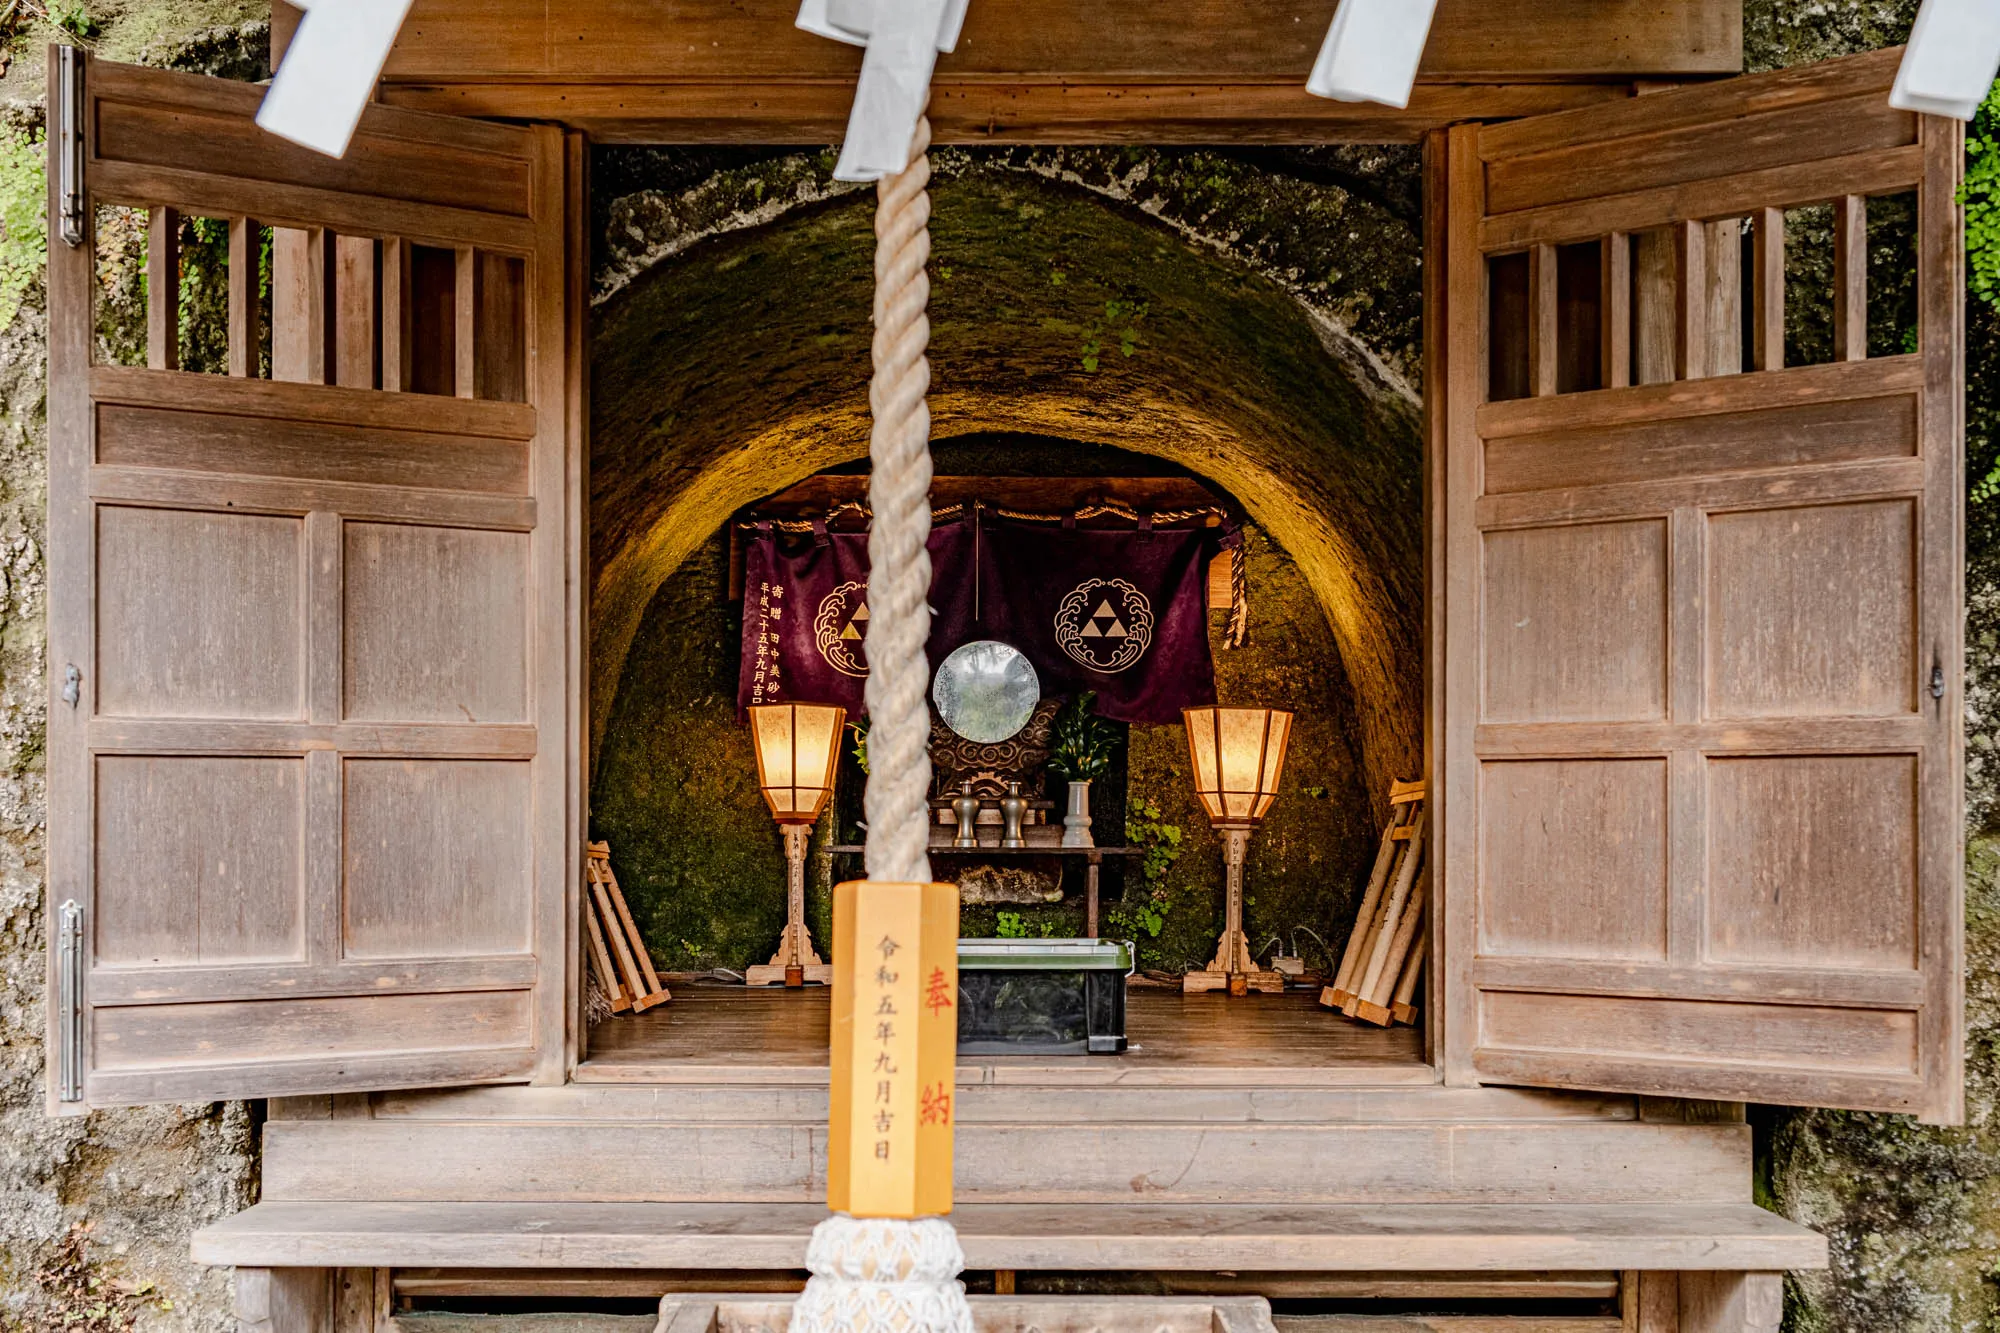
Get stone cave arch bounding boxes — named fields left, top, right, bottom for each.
left=591, top=170, right=1425, bottom=801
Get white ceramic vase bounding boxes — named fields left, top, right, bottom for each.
left=1062, top=779, right=1094, bottom=848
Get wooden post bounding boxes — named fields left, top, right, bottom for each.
left=827, top=879, right=959, bottom=1218
left=145, top=206, right=179, bottom=371
left=747, top=823, right=832, bottom=987
left=1680, top=1272, right=1783, bottom=1333
left=235, top=1267, right=332, bottom=1333
left=226, top=217, right=260, bottom=378
left=1753, top=207, right=1786, bottom=371
left=1833, top=194, right=1867, bottom=362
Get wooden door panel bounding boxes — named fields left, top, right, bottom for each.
left=1477, top=758, right=1671, bottom=962
left=342, top=524, right=532, bottom=724
left=1705, top=755, right=1919, bottom=969
left=1440, top=48, right=1963, bottom=1120
left=1480, top=520, right=1669, bottom=723
left=1705, top=500, right=1918, bottom=717
left=93, top=755, right=307, bottom=966
left=341, top=758, right=537, bottom=959
left=47, top=51, right=574, bottom=1109
left=94, top=506, right=307, bottom=719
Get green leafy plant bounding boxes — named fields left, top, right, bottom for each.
left=1966, top=79, right=2000, bottom=317
left=46, top=0, right=96, bottom=38
left=0, top=124, right=45, bottom=334
left=1965, top=78, right=2000, bottom=506
left=847, top=716, right=869, bottom=775
left=994, top=910, right=1029, bottom=939
left=1109, top=797, right=1183, bottom=939
left=1047, top=691, right=1116, bottom=784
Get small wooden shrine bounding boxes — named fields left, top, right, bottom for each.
left=37, top=3, right=1963, bottom=1328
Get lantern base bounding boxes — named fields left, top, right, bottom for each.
left=747, top=922, right=833, bottom=987
left=1183, top=967, right=1286, bottom=995
left=750, top=824, right=832, bottom=987
left=1185, top=828, right=1282, bottom=995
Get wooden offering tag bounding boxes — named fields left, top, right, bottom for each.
left=827, top=880, right=960, bottom=1219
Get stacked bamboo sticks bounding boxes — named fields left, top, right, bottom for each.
left=586, top=841, right=672, bottom=1014
left=1321, top=779, right=1426, bottom=1026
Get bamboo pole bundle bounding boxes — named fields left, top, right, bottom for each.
left=1392, top=931, right=1428, bottom=1026
left=1322, top=780, right=1425, bottom=1016
left=1355, top=867, right=1426, bottom=1025
left=586, top=841, right=672, bottom=1013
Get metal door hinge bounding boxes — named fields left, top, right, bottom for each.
left=56, top=46, right=85, bottom=248
left=56, top=899, right=83, bottom=1102
left=60, top=663, right=80, bottom=709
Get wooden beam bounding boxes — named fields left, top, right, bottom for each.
left=380, top=79, right=1644, bottom=146
left=382, top=0, right=1741, bottom=85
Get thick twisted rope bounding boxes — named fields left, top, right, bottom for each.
left=862, top=118, right=935, bottom=887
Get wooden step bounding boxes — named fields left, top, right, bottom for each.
left=260, top=1118, right=1752, bottom=1207
left=365, top=1082, right=1644, bottom=1127
left=190, top=1200, right=1828, bottom=1273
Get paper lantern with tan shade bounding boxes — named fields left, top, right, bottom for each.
left=1182, top=705, right=1294, bottom=996
left=745, top=703, right=845, bottom=986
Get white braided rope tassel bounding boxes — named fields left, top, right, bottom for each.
left=861, top=115, right=936, bottom=889
left=790, top=117, right=969, bottom=1333
left=792, top=1215, right=974, bottom=1333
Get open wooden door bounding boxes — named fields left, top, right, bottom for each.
left=45, top=50, right=581, bottom=1109
left=1438, top=48, right=1964, bottom=1121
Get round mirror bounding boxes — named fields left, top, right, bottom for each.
left=932, top=640, right=1041, bottom=743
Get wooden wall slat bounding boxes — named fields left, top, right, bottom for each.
left=94, top=403, right=533, bottom=494
left=272, top=226, right=329, bottom=385
left=385, top=79, right=1643, bottom=147
left=1474, top=456, right=1925, bottom=530
left=89, top=160, right=536, bottom=254
left=334, top=235, right=379, bottom=390
left=226, top=216, right=260, bottom=378
left=89, top=466, right=538, bottom=531
left=1478, top=46, right=1901, bottom=161
left=1480, top=144, right=1924, bottom=252
left=145, top=206, right=179, bottom=372
left=92, top=82, right=533, bottom=216
left=1602, top=232, right=1632, bottom=390
left=1673, top=221, right=1707, bottom=382
left=1476, top=353, right=1921, bottom=438
left=1834, top=194, right=1868, bottom=362
left=1484, top=94, right=1915, bottom=217
left=1482, top=392, right=1916, bottom=496
left=1474, top=957, right=1926, bottom=1009
left=1752, top=207, right=1785, bottom=372
left=86, top=716, right=538, bottom=758
left=90, top=955, right=539, bottom=1006
left=1530, top=244, right=1558, bottom=398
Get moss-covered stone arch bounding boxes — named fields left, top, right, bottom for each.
left=592, top=172, right=1424, bottom=800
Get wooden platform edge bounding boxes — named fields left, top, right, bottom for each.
left=190, top=1202, right=1830, bottom=1274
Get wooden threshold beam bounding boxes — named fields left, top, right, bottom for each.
left=380, top=79, right=1645, bottom=145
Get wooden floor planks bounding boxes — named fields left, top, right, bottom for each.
left=579, top=983, right=1429, bottom=1085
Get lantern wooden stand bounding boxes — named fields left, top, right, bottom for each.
left=747, top=703, right=845, bottom=988
left=1181, top=706, right=1293, bottom=997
